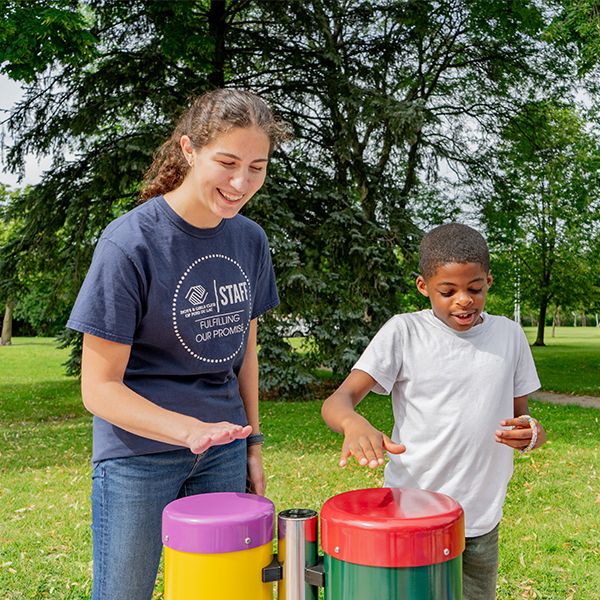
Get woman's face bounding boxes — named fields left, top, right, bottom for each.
left=182, top=125, right=270, bottom=226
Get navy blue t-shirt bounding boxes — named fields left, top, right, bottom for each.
left=67, top=196, right=279, bottom=463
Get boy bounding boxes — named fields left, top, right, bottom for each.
left=321, top=223, right=546, bottom=600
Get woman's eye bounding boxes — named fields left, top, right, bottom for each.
left=250, top=166, right=264, bottom=173
left=219, top=161, right=235, bottom=167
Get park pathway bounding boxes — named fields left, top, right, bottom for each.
left=532, top=390, right=600, bottom=409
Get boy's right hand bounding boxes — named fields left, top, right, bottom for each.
left=339, top=413, right=406, bottom=468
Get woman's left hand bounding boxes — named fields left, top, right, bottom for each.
left=246, top=445, right=265, bottom=495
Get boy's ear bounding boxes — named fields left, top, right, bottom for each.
left=487, top=273, right=493, bottom=287
left=415, top=275, right=429, bottom=297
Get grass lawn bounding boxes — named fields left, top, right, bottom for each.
left=0, top=334, right=599, bottom=599
left=524, top=326, right=600, bottom=397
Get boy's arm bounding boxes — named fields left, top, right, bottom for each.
left=494, top=395, right=547, bottom=451
left=321, top=369, right=405, bottom=468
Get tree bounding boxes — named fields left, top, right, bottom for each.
left=547, top=0, right=600, bottom=78
left=0, top=298, right=15, bottom=345
left=0, top=183, right=75, bottom=342
left=0, top=0, right=593, bottom=388
left=240, top=0, right=571, bottom=380
left=479, top=101, right=600, bottom=345
left=0, top=0, right=255, bottom=354
left=0, top=184, right=17, bottom=345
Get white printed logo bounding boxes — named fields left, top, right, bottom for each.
left=172, top=254, right=252, bottom=364
left=186, top=285, right=208, bottom=306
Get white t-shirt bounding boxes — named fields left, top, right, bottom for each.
left=353, top=309, right=540, bottom=537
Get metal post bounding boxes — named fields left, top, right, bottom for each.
left=277, top=508, right=318, bottom=600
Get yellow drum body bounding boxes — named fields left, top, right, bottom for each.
left=164, top=542, right=274, bottom=599
left=162, top=492, right=275, bottom=599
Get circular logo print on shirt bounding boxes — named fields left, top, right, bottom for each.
left=172, top=254, right=252, bottom=363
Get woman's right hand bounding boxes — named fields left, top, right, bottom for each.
left=186, top=422, right=252, bottom=455
left=82, top=334, right=254, bottom=453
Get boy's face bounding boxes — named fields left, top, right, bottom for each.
left=416, top=262, right=492, bottom=332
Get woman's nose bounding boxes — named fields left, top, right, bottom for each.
left=230, top=171, right=250, bottom=192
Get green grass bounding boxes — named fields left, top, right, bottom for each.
left=523, top=327, right=600, bottom=397
left=1, top=336, right=599, bottom=599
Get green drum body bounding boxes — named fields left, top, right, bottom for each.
left=321, top=488, right=464, bottom=600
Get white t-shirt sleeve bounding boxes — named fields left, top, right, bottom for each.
left=514, top=326, right=541, bottom=397
left=352, top=316, right=403, bottom=395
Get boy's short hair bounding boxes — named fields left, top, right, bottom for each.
left=419, top=223, right=490, bottom=279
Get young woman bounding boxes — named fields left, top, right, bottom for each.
left=67, top=89, right=289, bottom=600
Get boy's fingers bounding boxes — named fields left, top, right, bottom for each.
left=495, top=430, right=530, bottom=449
left=500, top=417, right=531, bottom=428
left=340, top=438, right=381, bottom=468
left=359, top=441, right=382, bottom=468
left=339, top=443, right=352, bottom=467
left=383, top=435, right=406, bottom=455
left=495, top=428, right=530, bottom=442
left=340, top=435, right=400, bottom=469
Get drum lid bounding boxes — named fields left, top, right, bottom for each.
left=162, top=492, right=274, bottom=554
left=320, top=487, right=464, bottom=567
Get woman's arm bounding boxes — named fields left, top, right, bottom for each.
left=237, top=319, right=265, bottom=494
left=238, top=319, right=260, bottom=435
left=81, top=333, right=251, bottom=454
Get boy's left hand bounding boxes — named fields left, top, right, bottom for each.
left=495, top=416, right=545, bottom=451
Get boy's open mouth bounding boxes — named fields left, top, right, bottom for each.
left=451, top=312, right=476, bottom=325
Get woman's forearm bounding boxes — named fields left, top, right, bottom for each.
left=238, top=319, right=260, bottom=433
left=81, top=333, right=249, bottom=453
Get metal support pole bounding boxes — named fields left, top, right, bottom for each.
left=277, top=508, right=318, bottom=600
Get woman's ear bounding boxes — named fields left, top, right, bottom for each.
left=179, top=135, right=195, bottom=167
left=415, top=275, right=429, bottom=297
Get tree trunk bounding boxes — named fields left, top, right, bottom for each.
left=208, top=0, right=227, bottom=88
left=533, top=296, right=548, bottom=346
left=1, top=300, right=15, bottom=346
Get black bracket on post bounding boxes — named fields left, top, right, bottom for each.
left=305, top=556, right=325, bottom=588
left=262, top=555, right=283, bottom=583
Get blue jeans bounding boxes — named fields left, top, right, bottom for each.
left=91, top=440, right=247, bottom=600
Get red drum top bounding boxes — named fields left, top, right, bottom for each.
left=320, top=488, right=464, bottom=568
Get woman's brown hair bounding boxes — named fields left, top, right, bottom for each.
left=140, top=89, right=290, bottom=202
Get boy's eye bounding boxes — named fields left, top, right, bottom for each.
left=440, top=291, right=454, bottom=297
left=469, top=288, right=483, bottom=294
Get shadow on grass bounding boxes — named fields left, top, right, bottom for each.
left=0, top=380, right=85, bottom=423
left=1, top=339, right=60, bottom=346
left=1, top=418, right=92, bottom=471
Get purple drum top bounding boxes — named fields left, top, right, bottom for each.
left=162, top=492, right=274, bottom=554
